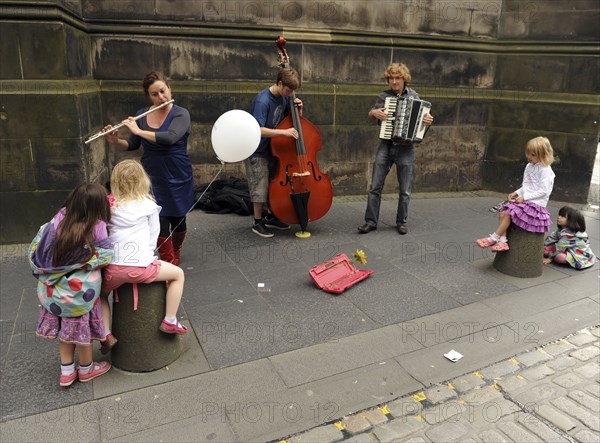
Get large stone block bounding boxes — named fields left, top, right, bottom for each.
left=400, top=49, right=496, bottom=89
left=93, top=38, right=288, bottom=82
left=335, top=93, right=380, bottom=126
left=79, top=92, right=104, bottom=138
left=528, top=10, right=599, bottom=41
left=0, top=88, right=85, bottom=139
left=31, top=138, right=86, bottom=189
left=457, top=101, right=489, bottom=125
left=82, top=0, right=156, bottom=19
left=303, top=44, right=391, bottom=84
left=0, top=140, right=37, bottom=192
left=0, top=23, right=21, bottom=79
left=552, top=168, right=592, bottom=203
left=484, top=128, right=532, bottom=161
left=496, top=55, right=568, bottom=93
left=561, top=134, right=598, bottom=172
left=499, top=1, right=600, bottom=40
left=17, top=22, right=67, bottom=79
left=325, top=161, right=369, bottom=196
left=416, top=0, right=500, bottom=38
left=57, top=0, right=82, bottom=15
left=319, top=126, right=376, bottom=163
left=481, top=160, right=525, bottom=194
left=568, top=57, right=600, bottom=94
left=65, top=26, right=92, bottom=79
left=422, top=98, right=458, bottom=126
left=0, top=190, right=69, bottom=243
left=486, top=100, right=596, bottom=134
left=416, top=126, right=485, bottom=192
left=92, top=38, right=156, bottom=80
left=296, top=83, right=335, bottom=126
left=525, top=102, right=599, bottom=135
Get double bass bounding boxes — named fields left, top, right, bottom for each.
left=269, top=36, right=333, bottom=237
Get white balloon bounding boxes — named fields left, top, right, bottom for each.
left=211, top=110, right=261, bottom=163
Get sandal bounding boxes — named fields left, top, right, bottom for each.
left=476, top=237, right=496, bottom=248
left=491, top=241, right=510, bottom=252
left=159, top=320, right=188, bottom=335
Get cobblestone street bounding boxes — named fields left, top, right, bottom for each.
left=283, top=327, right=600, bottom=443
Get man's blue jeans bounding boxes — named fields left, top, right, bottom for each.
left=364, top=141, right=415, bottom=227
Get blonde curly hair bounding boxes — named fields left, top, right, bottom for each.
left=110, top=159, right=154, bottom=204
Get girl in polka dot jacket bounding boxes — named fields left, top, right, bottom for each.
left=29, top=183, right=114, bottom=387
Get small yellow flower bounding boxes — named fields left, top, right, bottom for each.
left=352, top=249, right=367, bottom=265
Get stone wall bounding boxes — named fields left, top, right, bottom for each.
left=0, top=0, right=598, bottom=242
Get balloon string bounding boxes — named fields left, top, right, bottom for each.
left=155, top=160, right=225, bottom=253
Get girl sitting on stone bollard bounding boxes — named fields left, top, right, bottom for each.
left=99, top=160, right=188, bottom=355
left=476, top=136, right=556, bottom=252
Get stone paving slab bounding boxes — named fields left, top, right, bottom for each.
left=397, top=324, right=535, bottom=385
left=397, top=301, right=512, bottom=348
left=269, top=325, right=423, bottom=387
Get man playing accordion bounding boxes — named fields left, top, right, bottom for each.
left=358, top=63, right=433, bottom=236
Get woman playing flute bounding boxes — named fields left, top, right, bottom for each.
left=103, top=71, right=193, bottom=266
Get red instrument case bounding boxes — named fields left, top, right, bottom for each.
left=309, top=253, right=374, bottom=294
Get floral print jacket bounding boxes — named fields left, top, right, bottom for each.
left=544, top=228, right=596, bottom=270
left=29, top=219, right=113, bottom=317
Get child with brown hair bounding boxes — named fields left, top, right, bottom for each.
left=544, top=205, right=596, bottom=269
left=30, top=183, right=113, bottom=386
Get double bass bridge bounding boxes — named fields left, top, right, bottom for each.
left=280, top=162, right=323, bottom=187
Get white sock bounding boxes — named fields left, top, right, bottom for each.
left=164, top=316, right=177, bottom=325
left=61, top=362, right=75, bottom=376
left=104, top=330, right=111, bottom=339
left=490, top=232, right=500, bottom=242
left=499, top=236, right=507, bottom=243
left=79, top=362, right=93, bottom=374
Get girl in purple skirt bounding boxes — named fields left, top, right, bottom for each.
left=477, top=136, right=555, bottom=252
left=29, top=183, right=114, bottom=387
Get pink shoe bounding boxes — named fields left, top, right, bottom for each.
left=100, top=333, right=118, bottom=355
left=476, top=237, right=497, bottom=248
left=59, top=371, right=78, bottom=387
left=491, top=241, right=510, bottom=252
left=159, top=320, right=188, bottom=335
left=78, top=361, right=111, bottom=383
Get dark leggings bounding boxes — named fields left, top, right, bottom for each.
left=159, top=216, right=187, bottom=238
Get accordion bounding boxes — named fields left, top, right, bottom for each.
left=379, top=96, right=432, bottom=143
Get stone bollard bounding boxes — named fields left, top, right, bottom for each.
left=111, top=281, right=183, bottom=372
left=493, top=223, right=544, bottom=278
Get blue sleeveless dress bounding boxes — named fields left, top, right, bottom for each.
left=129, top=105, right=194, bottom=217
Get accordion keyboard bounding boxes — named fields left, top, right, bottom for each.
left=378, top=96, right=431, bottom=143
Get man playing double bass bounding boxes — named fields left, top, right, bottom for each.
left=243, top=67, right=303, bottom=238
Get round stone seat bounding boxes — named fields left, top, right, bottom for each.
left=493, top=223, right=545, bottom=278
left=110, top=281, right=183, bottom=372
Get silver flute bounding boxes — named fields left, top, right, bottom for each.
left=84, top=99, right=174, bottom=144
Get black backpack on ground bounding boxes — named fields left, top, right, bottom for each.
left=194, top=178, right=253, bottom=216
